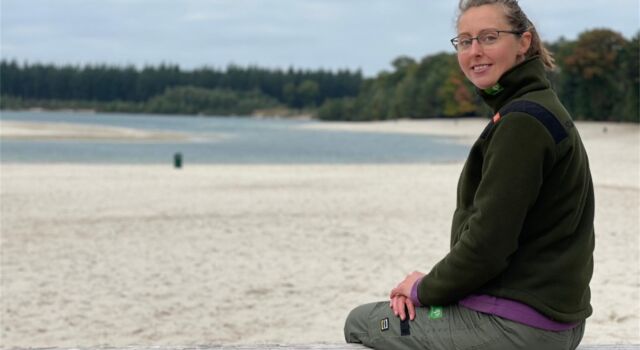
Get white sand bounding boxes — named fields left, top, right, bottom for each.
left=0, top=119, right=638, bottom=346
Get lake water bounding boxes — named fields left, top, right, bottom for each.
left=0, top=111, right=471, bottom=164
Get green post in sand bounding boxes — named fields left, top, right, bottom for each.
left=174, top=152, right=182, bottom=169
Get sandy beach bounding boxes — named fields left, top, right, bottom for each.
left=1, top=118, right=638, bottom=347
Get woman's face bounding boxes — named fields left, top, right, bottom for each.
left=456, top=4, right=531, bottom=89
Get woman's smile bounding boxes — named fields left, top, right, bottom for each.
left=471, top=63, right=493, bottom=73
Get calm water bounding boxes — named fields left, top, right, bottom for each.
left=0, top=111, right=470, bottom=164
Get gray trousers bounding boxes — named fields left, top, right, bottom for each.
left=344, top=301, right=585, bottom=350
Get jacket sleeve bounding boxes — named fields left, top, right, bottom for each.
left=418, top=113, right=557, bottom=306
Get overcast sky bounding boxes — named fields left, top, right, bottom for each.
left=1, top=0, right=638, bottom=77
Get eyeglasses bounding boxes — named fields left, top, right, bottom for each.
left=450, top=30, right=523, bottom=52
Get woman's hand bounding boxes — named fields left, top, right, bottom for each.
left=389, top=271, right=426, bottom=320
left=390, top=271, right=425, bottom=299
left=389, top=295, right=415, bottom=321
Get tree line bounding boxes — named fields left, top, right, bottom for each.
left=0, top=62, right=363, bottom=115
left=1, top=28, right=638, bottom=122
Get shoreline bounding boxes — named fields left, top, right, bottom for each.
left=1, top=107, right=315, bottom=121
left=3, top=114, right=636, bottom=143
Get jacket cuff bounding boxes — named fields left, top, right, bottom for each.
left=410, top=276, right=424, bottom=307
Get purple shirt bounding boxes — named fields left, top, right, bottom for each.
left=409, top=277, right=579, bottom=331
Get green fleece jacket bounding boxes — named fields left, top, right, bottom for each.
left=417, top=57, right=595, bottom=323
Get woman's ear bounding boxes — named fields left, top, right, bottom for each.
left=519, top=31, right=533, bottom=55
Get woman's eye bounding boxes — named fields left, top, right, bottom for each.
left=460, top=39, right=473, bottom=47
left=481, top=34, right=499, bottom=43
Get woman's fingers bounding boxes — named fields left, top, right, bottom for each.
left=396, top=296, right=407, bottom=320
left=391, top=295, right=402, bottom=317
left=390, top=295, right=417, bottom=321
left=406, top=298, right=416, bottom=320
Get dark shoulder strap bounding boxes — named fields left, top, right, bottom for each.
left=500, top=101, right=569, bottom=144
left=480, top=100, right=569, bottom=144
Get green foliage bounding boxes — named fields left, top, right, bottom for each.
left=317, top=97, right=360, bottom=121
left=145, top=86, right=282, bottom=116
left=440, top=68, right=477, bottom=117
left=316, top=52, right=482, bottom=120
left=296, top=80, right=320, bottom=107
left=618, top=31, right=639, bottom=122
left=560, top=29, right=629, bottom=120
left=415, top=53, right=460, bottom=118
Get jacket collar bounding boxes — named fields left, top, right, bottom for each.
left=477, top=56, right=550, bottom=113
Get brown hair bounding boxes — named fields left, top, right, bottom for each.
left=457, top=0, right=555, bottom=70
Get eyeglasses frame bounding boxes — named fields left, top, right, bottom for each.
left=450, top=30, right=524, bottom=51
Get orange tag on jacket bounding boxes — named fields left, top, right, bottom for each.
left=492, top=112, right=501, bottom=123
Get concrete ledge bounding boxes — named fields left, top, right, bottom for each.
left=15, top=344, right=639, bottom=350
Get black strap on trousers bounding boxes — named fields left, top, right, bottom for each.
left=400, top=306, right=411, bottom=336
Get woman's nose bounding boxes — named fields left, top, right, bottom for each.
left=469, top=39, right=484, bottom=55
